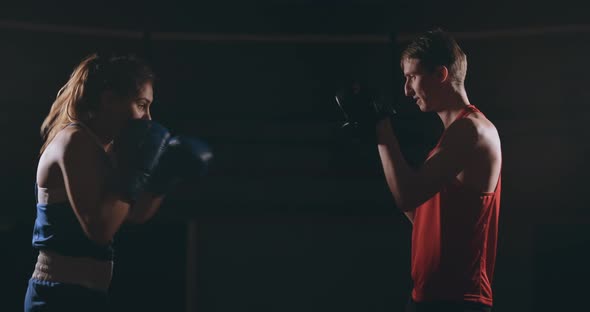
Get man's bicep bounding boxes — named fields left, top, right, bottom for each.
left=414, top=120, right=479, bottom=201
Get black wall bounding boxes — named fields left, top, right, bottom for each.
left=1, top=2, right=589, bottom=311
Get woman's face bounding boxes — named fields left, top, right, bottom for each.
left=125, top=82, right=153, bottom=120
left=99, top=81, right=154, bottom=136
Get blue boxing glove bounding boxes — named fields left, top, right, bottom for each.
left=111, top=119, right=171, bottom=203
left=145, top=135, right=213, bottom=196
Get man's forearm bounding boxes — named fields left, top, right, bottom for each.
left=376, top=119, right=417, bottom=212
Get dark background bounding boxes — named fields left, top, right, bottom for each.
left=1, top=1, right=589, bottom=311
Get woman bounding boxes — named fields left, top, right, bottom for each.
left=24, top=53, right=168, bottom=311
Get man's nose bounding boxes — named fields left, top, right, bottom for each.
left=404, top=81, right=414, bottom=97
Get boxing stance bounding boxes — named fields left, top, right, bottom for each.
left=24, top=54, right=212, bottom=311
left=338, top=29, right=502, bottom=311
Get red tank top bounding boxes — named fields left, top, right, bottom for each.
left=410, top=105, right=501, bottom=306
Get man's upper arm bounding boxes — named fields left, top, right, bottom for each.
left=407, top=118, right=479, bottom=209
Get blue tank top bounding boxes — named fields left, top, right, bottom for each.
left=31, top=123, right=114, bottom=261
left=32, top=194, right=114, bottom=261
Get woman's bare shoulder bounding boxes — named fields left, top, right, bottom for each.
left=47, top=125, right=102, bottom=163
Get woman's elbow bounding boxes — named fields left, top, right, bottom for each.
left=85, top=228, right=114, bottom=246
left=126, top=195, right=164, bottom=224
left=125, top=212, right=152, bottom=224
left=82, top=220, right=118, bottom=245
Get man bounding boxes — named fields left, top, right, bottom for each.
left=377, top=29, right=502, bottom=311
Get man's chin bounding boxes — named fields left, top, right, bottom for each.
left=416, top=103, right=429, bottom=112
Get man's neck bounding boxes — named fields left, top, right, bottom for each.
left=436, top=88, right=471, bottom=128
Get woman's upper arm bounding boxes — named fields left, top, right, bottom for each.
left=59, top=129, right=129, bottom=244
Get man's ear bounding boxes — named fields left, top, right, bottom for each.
left=436, top=65, right=449, bottom=83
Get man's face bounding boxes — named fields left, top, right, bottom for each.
left=402, top=58, right=441, bottom=112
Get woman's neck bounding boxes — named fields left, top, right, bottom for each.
left=80, top=119, right=114, bottom=151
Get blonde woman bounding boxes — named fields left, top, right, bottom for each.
left=24, top=53, right=212, bottom=311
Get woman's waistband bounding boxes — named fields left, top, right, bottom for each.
left=31, top=250, right=113, bottom=292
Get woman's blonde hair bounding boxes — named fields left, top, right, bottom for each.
left=40, top=53, right=155, bottom=154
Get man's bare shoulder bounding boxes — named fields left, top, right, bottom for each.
left=441, top=112, right=501, bottom=153
left=470, top=112, right=500, bottom=140
left=466, top=113, right=502, bottom=158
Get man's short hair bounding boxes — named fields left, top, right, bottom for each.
left=401, top=29, right=467, bottom=89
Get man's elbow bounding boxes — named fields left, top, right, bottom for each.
left=398, top=202, right=416, bottom=213
left=394, top=195, right=419, bottom=213
left=387, top=183, right=419, bottom=213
